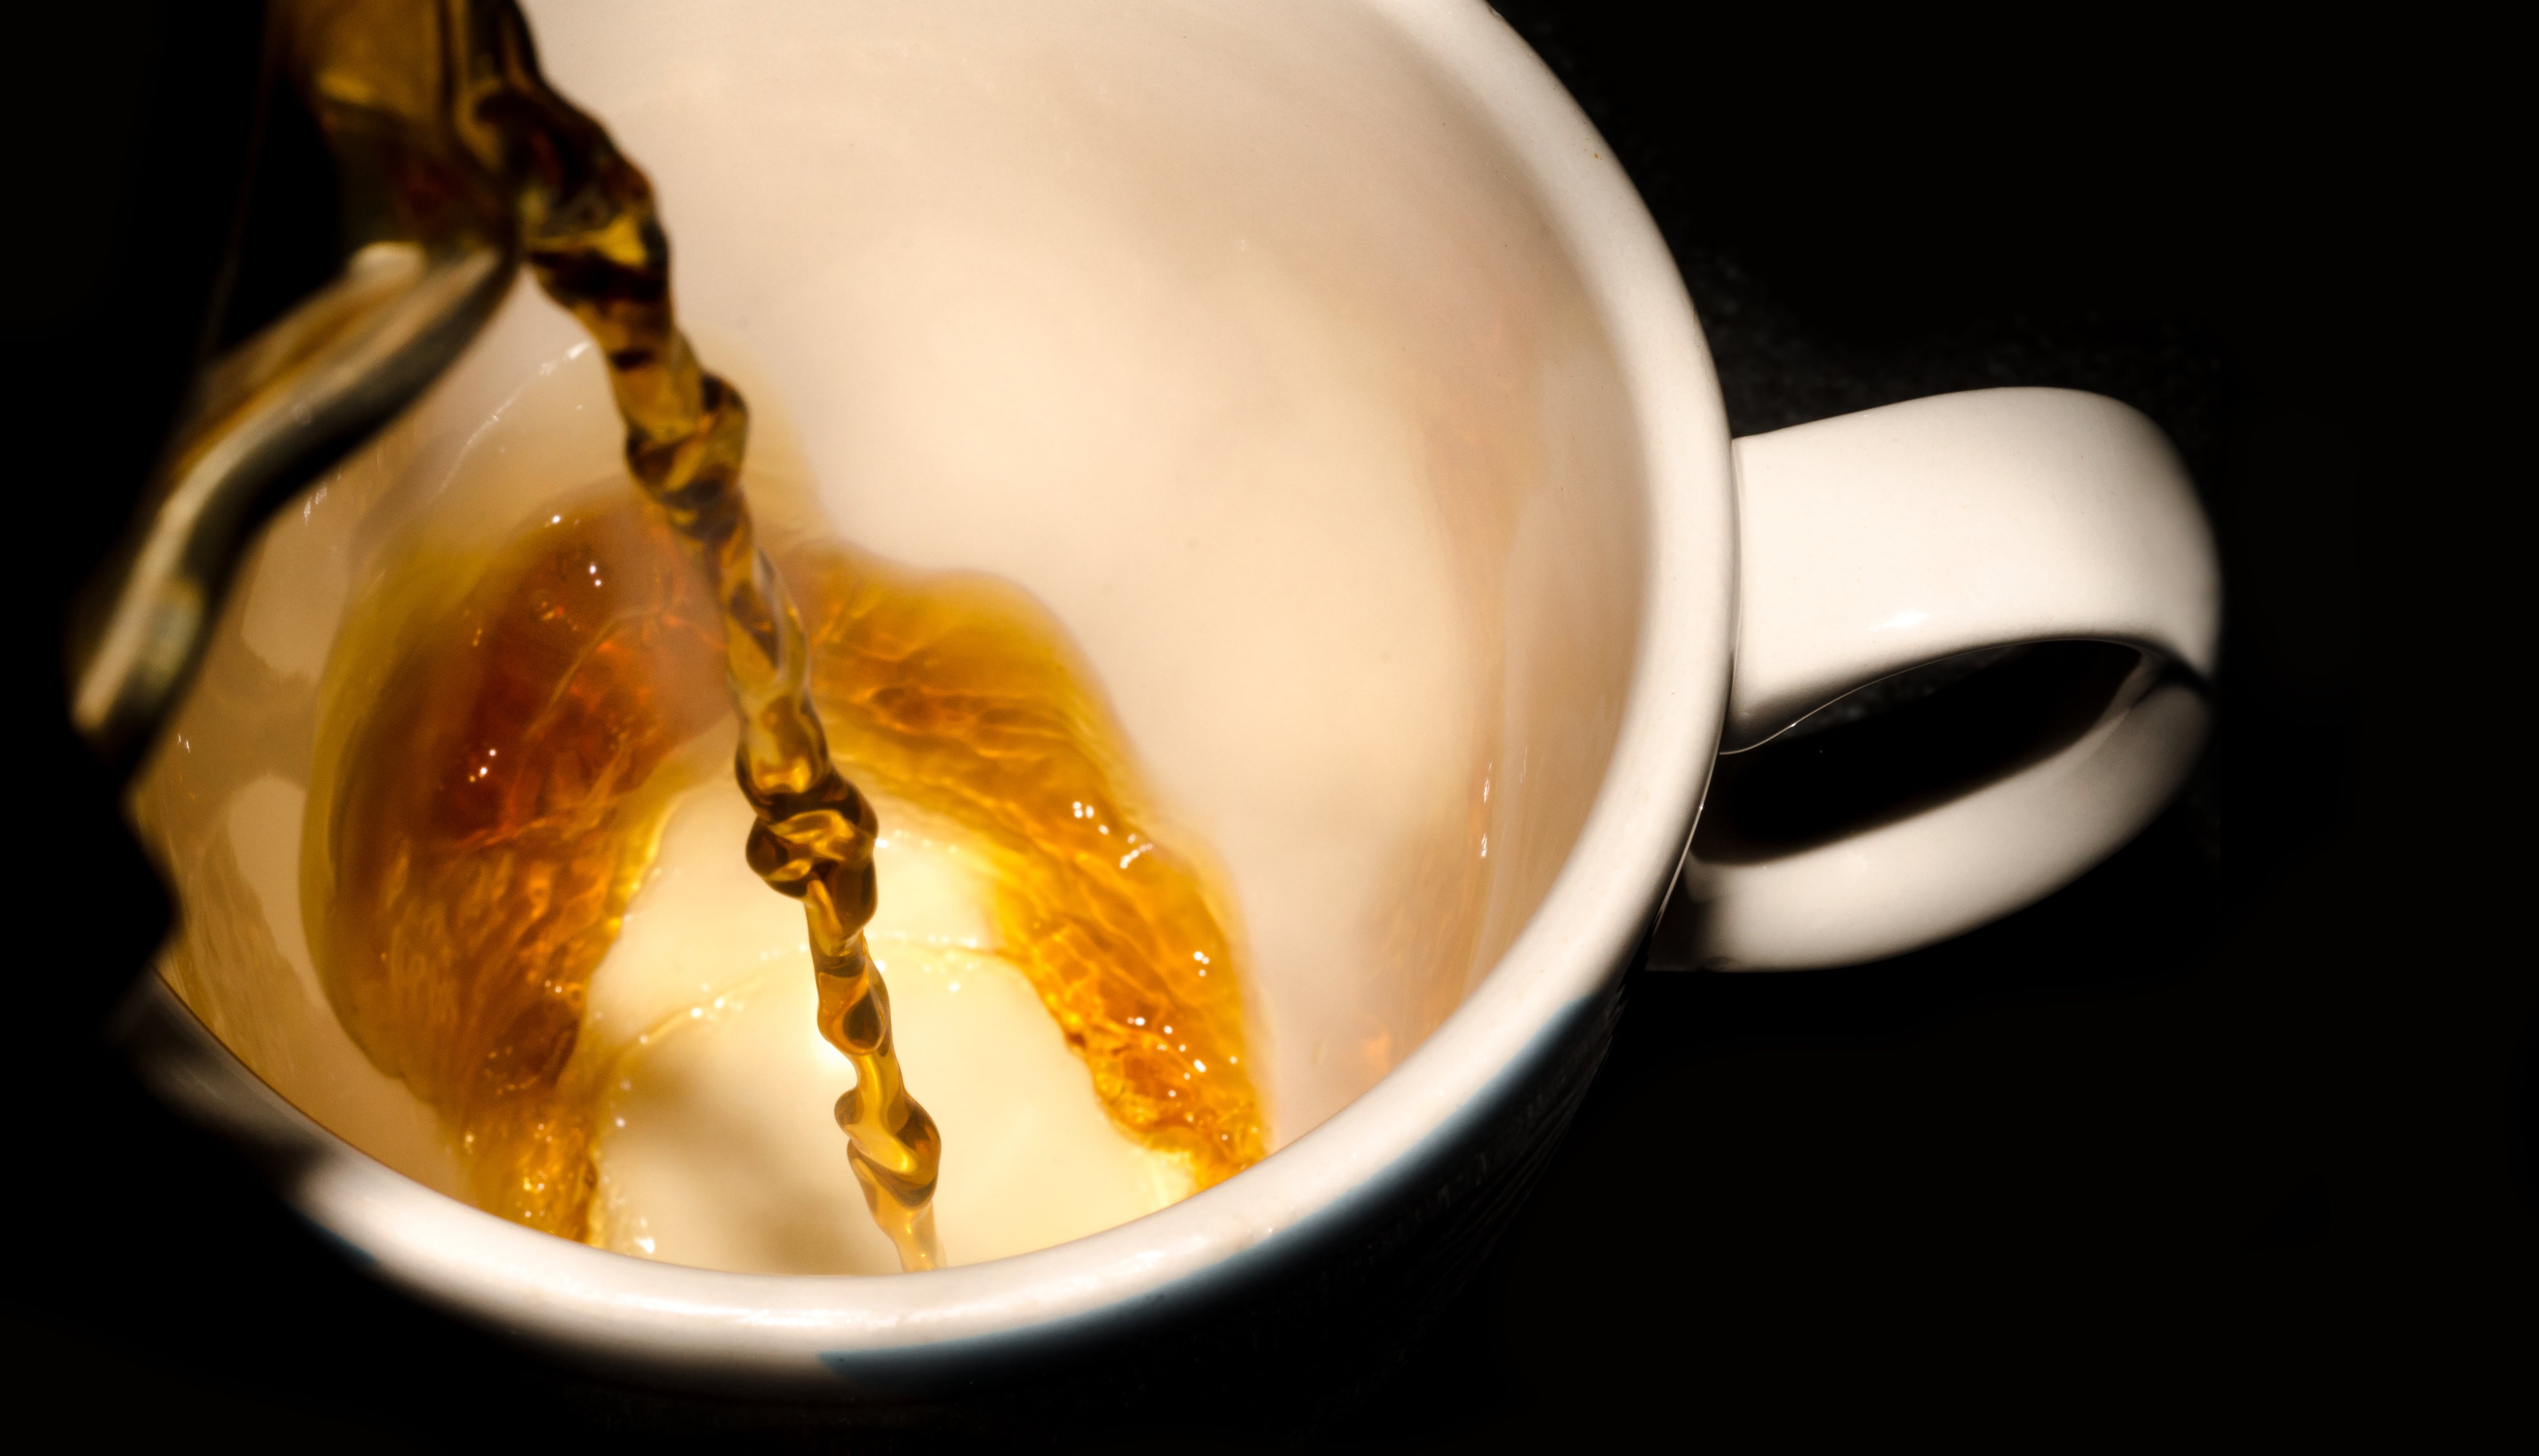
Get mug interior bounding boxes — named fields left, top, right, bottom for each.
left=134, top=0, right=1700, bottom=1328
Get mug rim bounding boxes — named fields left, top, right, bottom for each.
left=134, top=0, right=1734, bottom=1389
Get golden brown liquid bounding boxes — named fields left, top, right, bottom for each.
left=320, top=503, right=727, bottom=1238
left=499, top=7, right=943, bottom=1266
left=309, top=0, right=1260, bottom=1262
left=320, top=494, right=1266, bottom=1249
left=795, top=543, right=1264, bottom=1186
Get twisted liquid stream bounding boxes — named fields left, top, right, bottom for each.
left=470, top=10, right=940, bottom=1267
left=278, top=1, right=1254, bottom=1268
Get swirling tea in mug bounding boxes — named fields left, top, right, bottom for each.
left=308, top=2, right=1260, bottom=1271
left=321, top=494, right=1263, bottom=1267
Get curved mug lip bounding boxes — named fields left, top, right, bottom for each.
left=133, top=0, right=1736, bottom=1392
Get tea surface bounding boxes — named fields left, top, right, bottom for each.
left=318, top=491, right=1262, bottom=1245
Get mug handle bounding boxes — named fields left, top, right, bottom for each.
left=1662, top=387, right=2219, bottom=970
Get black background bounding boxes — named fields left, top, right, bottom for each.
left=3, top=2, right=2521, bottom=1447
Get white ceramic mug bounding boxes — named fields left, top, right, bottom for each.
left=127, top=0, right=2214, bottom=1408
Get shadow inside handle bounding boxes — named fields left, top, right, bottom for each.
left=1695, top=641, right=2145, bottom=865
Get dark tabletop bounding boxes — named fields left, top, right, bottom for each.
left=3, top=3, right=2518, bottom=1448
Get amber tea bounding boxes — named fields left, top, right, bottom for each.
left=258, top=0, right=1260, bottom=1270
